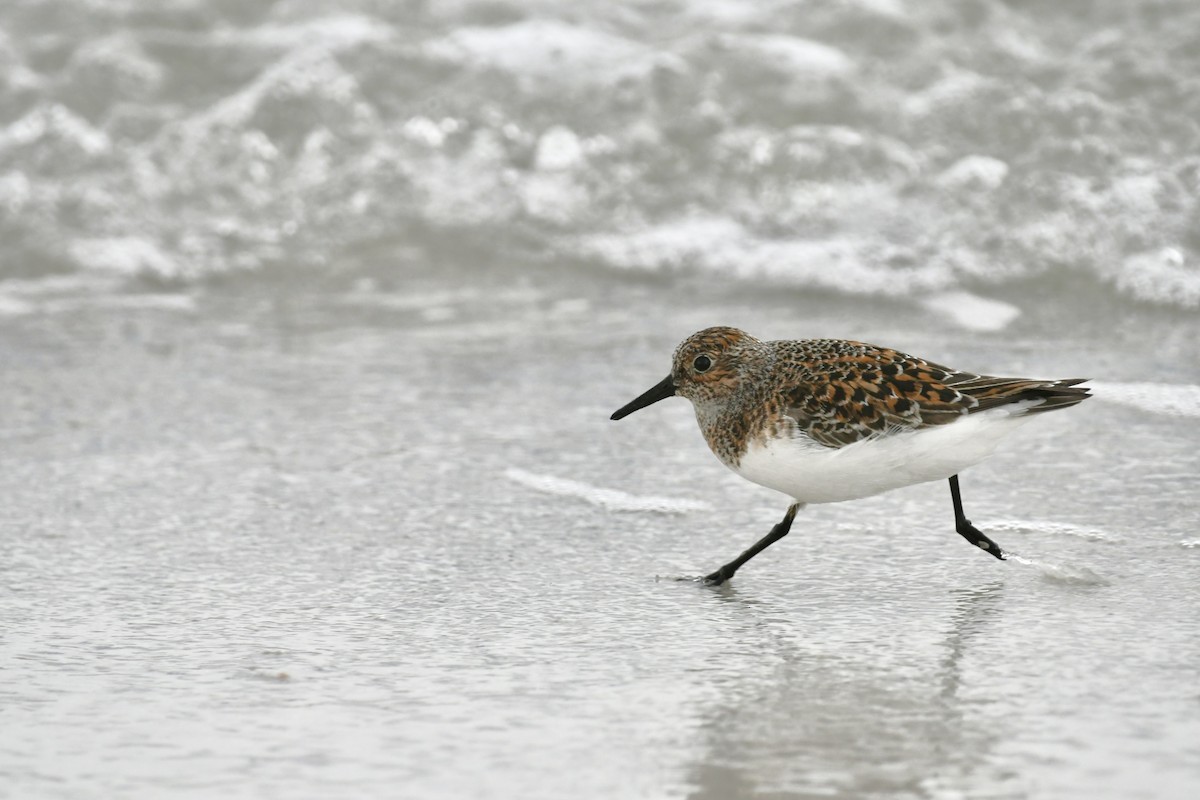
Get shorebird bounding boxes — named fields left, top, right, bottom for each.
left=610, top=327, right=1091, bottom=584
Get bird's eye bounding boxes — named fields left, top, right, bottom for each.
left=693, top=355, right=713, bottom=373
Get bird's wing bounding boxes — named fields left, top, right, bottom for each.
left=778, top=340, right=1086, bottom=449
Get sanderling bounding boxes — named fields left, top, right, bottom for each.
left=611, top=326, right=1091, bottom=585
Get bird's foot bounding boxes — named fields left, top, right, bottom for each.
left=957, top=518, right=1006, bottom=561
left=702, top=566, right=734, bottom=586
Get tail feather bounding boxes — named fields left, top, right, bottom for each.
left=962, top=377, right=1091, bottom=415
left=1022, top=379, right=1092, bottom=414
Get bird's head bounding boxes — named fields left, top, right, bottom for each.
left=610, top=327, right=761, bottom=420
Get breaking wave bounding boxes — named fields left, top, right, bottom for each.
left=1, top=3, right=1198, bottom=314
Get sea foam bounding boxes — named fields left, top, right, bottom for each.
left=1089, top=382, right=1200, bottom=418
left=504, top=468, right=710, bottom=514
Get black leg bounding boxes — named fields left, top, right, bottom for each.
left=705, top=503, right=802, bottom=585
left=948, top=475, right=1005, bottom=560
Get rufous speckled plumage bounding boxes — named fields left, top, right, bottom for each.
left=611, top=326, right=1091, bottom=585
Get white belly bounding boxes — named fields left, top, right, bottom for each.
left=733, top=409, right=1035, bottom=504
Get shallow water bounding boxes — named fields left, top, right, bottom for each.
left=2, top=260, right=1199, bottom=799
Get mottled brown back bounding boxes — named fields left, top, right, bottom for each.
left=776, top=339, right=1090, bottom=448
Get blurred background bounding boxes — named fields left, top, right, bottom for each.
left=3, top=2, right=1200, bottom=799
left=0, top=0, right=1197, bottom=305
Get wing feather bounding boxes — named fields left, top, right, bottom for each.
left=777, top=340, right=1089, bottom=449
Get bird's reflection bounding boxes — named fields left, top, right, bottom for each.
left=681, top=577, right=1010, bottom=799
left=939, top=581, right=1004, bottom=705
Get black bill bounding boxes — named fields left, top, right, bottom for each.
left=610, top=375, right=676, bottom=420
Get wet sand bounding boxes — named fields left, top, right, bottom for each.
left=2, top=262, right=1199, bottom=799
